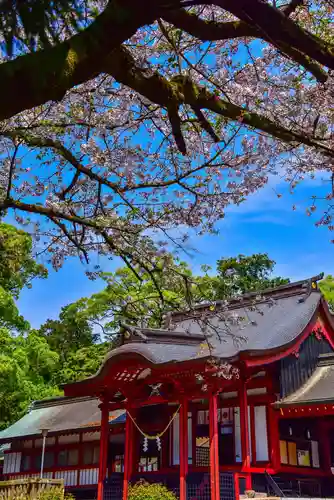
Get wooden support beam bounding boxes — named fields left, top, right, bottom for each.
left=97, top=401, right=109, bottom=500
left=180, top=400, right=189, bottom=500
left=268, top=405, right=280, bottom=471
left=123, top=408, right=134, bottom=500
left=239, top=383, right=252, bottom=490
left=318, top=419, right=331, bottom=473
left=192, top=408, right=197, bottom=467
left=234, top=473, right=240, bottom=500
left=209, top=393, right=220, bottom=500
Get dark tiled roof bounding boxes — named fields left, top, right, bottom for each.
left=0, top=396, right=125, bottom=443
left=117, top=278, right=323, bottom=361
left=275, top=353, right=334, bottom=407
left=167, top=288, right=321, bottom=358
left=67, top=277, right=327, bottom=392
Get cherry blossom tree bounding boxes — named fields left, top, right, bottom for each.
left=0, top=0, right=332, bottom=282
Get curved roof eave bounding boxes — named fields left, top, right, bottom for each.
left=64, top=291, right=331, bottom=394
left=63, top=343, right=214, bottom=393
left=240, top=305, right=321, bottom=366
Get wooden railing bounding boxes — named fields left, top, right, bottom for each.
left=6, top=467, right=99, bottom=487
left=0, top=478, right=64, bottom=499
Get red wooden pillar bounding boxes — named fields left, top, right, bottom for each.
left=180, top=400, right=189, bottom=500
left=234, top=473, right=240, bottom=500
left=97, top=401, right=109, bottom=500
left=268, top=405, right=280, bottom=471
left=239, top=383, right=251, bottom=490
left=209, top=393, right=220, bottom=500
left=192, top=408, right=198, bottom=467
left=123, top=408, right=134, bottom=500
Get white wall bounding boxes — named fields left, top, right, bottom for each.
left=254, top=405, right=269, bottom=461
left=3, top=452, right=21, bottom=474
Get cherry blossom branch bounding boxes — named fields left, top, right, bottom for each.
left=205, top=0, right=333, bottom=71
left=104, top=46, right=334, bottom=157
left=0, top=197, right=162, bottom=280
left=49, top=216, right=90, bottom=264
left=162, top=10, right=328, bottom=82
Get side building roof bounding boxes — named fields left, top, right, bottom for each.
left=0, top=396, right=125, bottom=444
left=275, top=353, right=334, bottom=407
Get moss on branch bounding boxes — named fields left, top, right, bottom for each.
left=0, top=0, right=332, bottom=121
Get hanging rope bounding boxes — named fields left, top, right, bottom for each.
left=126, top=404, right=181, bottom=440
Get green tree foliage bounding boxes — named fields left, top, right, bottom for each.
left=0, top=223, right=47, bottom=331
left=54, top=344, right=110, bottom=385
left=65, top=260, right=195, bottom=339
left=319, top=275, right=334, bottom=312
left=0, top=329, right=60, bottom=430
left=37, top=302, right=108, bottom=386
left=0, top=223, right=47, bottom=298
left=215, top=253, right=289, bottom=299
left=38, top=302, right=99, bottom=361
left=0, top=223, right=56, bottom=429
left=57, top=253, right=288, bottom=340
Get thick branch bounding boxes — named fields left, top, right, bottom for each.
left=281, top=0, right=304, bottom=17
left=0, top=0, right=160, bottom=121
left=162, top=9, right=328, bottom=82
left=210, top=0, right=334, bottom=71
left=2, top=197, right=105, bottom=230
left=1, top=130, right=122, bottom=194
left=105, top=47, right=334, bottom=157
left=1, top=197, right=152, bottom=277
left=0, top=0, right=332, bottom=120
left=6, top=48, right=332, bottom=161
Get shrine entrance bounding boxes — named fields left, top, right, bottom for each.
left=100, top=398, right=245, bottom=500
left=63, top=332, right=247, bottom=500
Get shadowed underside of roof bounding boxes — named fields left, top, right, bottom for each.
left=0, top=396, right=125, bottom=443
left=276, top=353, right=334, bottom=407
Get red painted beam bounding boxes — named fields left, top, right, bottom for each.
left=179, top=400, right=189, bottom=500
left=209, top=393, right=220, bottom=500
left=123, top=409, right=134, bottom=500
left=279, top=404, right=334, bottom=417
left=268, top=406, right=280, bottom=471
left=239, top=384, right=250, bottom=471
left=97, top=402, right=109, bottom=500
left=239, top=383, right=252, bottom=490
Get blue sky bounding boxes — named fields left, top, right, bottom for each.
left=17, top=172, right=334, bottom=329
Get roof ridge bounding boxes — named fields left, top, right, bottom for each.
left=32, top=395, right=97, bottom=410
left=164, top=275, right=323, bottom=326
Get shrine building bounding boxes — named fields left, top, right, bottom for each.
left=1, top=276, right=334, bottom=500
